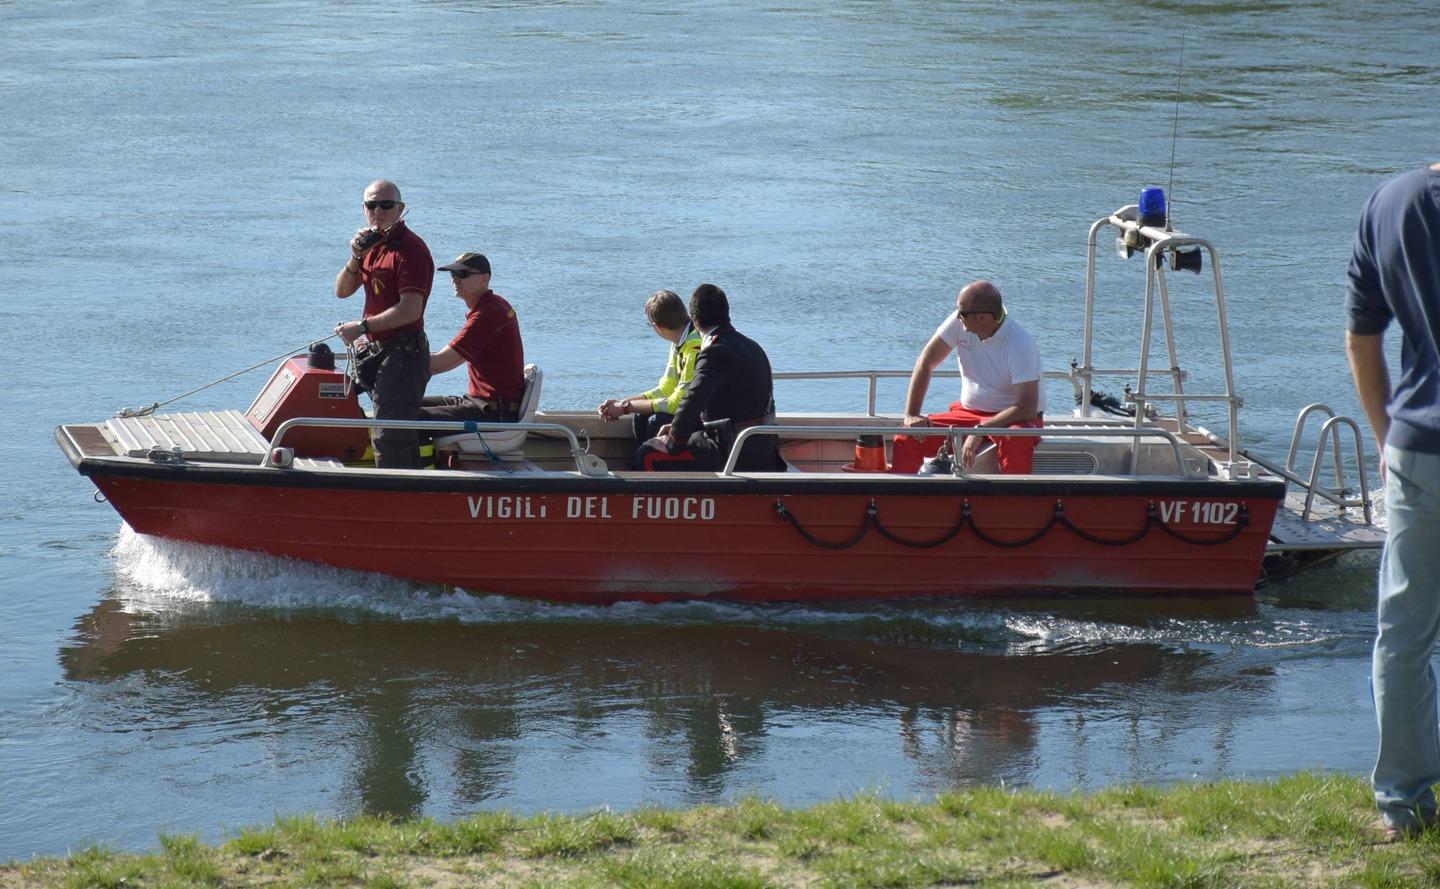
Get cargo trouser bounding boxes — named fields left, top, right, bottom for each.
left=890, top=403, right=1042, bottom=474
left=369, top=331, right=431, bottom=469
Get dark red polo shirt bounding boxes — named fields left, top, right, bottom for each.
left=450, top=290, right=525, bottom=403
left=360, top=221, right=432, bottom=342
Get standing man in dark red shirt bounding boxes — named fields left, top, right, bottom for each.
left=334, top=179, right=434, bottom=469
left=420, top=252, right=526, bottom=424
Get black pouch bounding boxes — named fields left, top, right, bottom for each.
left=701, top=418, right=735, bottom=454
left=350, top=344, right=384, bottom=394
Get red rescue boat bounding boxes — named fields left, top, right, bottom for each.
left=54, top=204, right=1382, bottom=602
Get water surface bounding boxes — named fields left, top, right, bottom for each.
left=3, top=0, right=1438, bottom=860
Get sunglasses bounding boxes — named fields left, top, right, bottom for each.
left=957, top=309, right=994, bottom=319
left=450, top=270, right=476, bottom=280
left=364, top=200, right=400, bottom=211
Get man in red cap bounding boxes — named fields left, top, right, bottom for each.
left=419, top=252, right=526, bottom=426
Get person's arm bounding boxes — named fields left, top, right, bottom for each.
left=335, top=256, right=362, bottom=297
left=640, top=346, right=681, bottom=404
left=648, top=335, right=702, bottom=416
left=979, top=380, right=1040, bottom=427
left=430, top=345, right=465, bottom=376
left=612, top=334, right=703, bottom=420
left=903, top=334, right=953, bottom=426
left=338, top=288, right=425, bottom=345
left=660, top=347, right=721, bottom=451
left=1347, top=331, right=1391, bottom=461
left=958, top=379, right=1039, bottom=468
left=1345, top=201, right=1393, bottom=475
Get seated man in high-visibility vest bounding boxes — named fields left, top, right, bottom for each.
left=597, top=289, right=703, bottom=444
left=890, top=280, right=1045, bottom=474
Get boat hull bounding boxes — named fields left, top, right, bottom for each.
left=84, top=462, right=1283, bottom=603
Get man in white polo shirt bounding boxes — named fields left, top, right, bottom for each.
left=891, top=280, right=1045, bottom=474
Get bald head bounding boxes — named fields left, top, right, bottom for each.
left=362, top=179, right=405, bottom=229
left=958, top=280, right=1003, bottom=315
left=365, top=179, right=402, bottom=202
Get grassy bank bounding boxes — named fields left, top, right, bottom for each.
left=5, top=773, right=1437, bottom=888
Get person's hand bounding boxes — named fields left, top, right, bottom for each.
left=960, top=432, right=983, bottom=469
left=656, top=423, right=672, bottom=438
left=599, top=399, right=622, bottom=421
left=336, top=320, right=364, bottom=346
left=643, top=435, right=676, bottom=455
left=903, top=413, right=930, bottom=428
left=351, top=227, right=382, bottom=259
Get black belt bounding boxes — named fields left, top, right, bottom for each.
left=468, top=395, right=520, bottom=419
left=369, top=329, right=427, bottom=353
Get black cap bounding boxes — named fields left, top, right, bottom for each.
left=437, top=252, right=491, bottom=275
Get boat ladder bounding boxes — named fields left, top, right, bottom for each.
left=1245, top=403, right=1384, bottom=561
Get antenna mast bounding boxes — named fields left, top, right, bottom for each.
left=1166, top=30, right=1186, bottom=225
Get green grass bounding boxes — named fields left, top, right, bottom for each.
left=4, top=773, right=1434, bottom=888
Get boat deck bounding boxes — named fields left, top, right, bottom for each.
left=106, top=409, right=268, bottom=462
left=1175, top=425, right=1383, bottom=555
left=1268, top=491, right=1385, bottom=552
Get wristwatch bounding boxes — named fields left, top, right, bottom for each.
left=360, top=319, right=370, bottom=335
left=620, top=399, right=633, bottom=415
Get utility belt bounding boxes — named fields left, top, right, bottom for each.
left=362, top=328, right=428, bottom=356
left=466, top=394, right=521, bottom=421
left=350, top=328, right=429, bottom=394
left=700, top=413, right=777, bottom=454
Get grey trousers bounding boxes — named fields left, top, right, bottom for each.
left=369, top=335, right=431, bottom=469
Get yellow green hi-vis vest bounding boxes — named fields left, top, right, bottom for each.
left=641, top=326, right=703, bottom=415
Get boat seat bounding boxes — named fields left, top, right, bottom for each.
left=969, top=443, right=1100, bottom=475
left=432, top=364, right=542, bottom=461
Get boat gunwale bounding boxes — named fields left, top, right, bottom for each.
left=63, top=465, right=1288, bottom=503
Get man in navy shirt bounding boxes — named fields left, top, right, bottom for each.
left=1347, top=162, right=1440, bottom=841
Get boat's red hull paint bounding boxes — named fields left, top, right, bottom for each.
left=94, top=474, right=1280, bottom=602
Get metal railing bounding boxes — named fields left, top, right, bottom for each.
left=1081, top=208, right=1244, bottom=468
left=264, top=417, right=609, bottom=476
left=1283, top=403, right=1373, bottom=523
left=773, top=369, right=1080, bottom=417
left=723, top=424, right=1195, bottom=478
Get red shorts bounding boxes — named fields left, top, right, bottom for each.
left=890, top=404, right=1042, bottom=474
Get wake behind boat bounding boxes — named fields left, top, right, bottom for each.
left=54, top=202, right=1382, bottom=603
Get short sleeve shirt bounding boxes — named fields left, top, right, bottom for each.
left=1346, top=166, right=1440, bottom=453
left=450, top=290, right=525, bottom=403
left=360, top=222, right=432, bottom=342
left=935, top=313, right=1046, bottom=414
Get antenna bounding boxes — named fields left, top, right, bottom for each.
left=1165, top=29, right=1186, bottom=226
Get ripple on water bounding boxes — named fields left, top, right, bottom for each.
left=107, top=523, right=1370, bottom=660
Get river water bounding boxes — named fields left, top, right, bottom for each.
left=3, top=0, right=1438, bottom=861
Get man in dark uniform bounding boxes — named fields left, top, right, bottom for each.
left=334, top=179, right=433, bottom=469
left=637, top=283, right=783, bottom=473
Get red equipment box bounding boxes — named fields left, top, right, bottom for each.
left=245, top=356, right=369, bottom=461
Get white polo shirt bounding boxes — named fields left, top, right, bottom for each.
left=934, top=312, right=1046, bottom=414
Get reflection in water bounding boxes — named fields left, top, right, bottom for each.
left=61, top=591, right=1247, bottom=817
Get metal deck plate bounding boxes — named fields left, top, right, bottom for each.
left=105, top=410, right=269, bottom=462
left=1267, top=491, right=1385, bottom=552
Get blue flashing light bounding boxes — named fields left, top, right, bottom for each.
left=1138, top=187, right=1167, bottom=228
